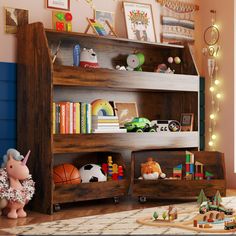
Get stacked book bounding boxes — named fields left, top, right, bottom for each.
left=92, top=116, right=127, bottom=133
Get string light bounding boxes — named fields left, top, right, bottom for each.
left=203, top=10, right=222, bottom=150
left=212, top=134, right=217, bottom=140
left=209, top=86, right=215, bottom=92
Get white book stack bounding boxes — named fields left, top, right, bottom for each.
left=92, top=116, right=127, bottom=133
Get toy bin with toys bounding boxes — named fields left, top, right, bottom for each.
left=131, top=150, right=226, bottom=203
left=53, top=152, right=128, bottom=211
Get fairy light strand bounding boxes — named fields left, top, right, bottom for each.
left=203, top=10, right=221, bottom=150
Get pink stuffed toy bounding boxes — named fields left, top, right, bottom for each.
left=0, top=149, right=35, bottom=219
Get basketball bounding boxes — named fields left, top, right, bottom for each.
left=53, top=163, right=81, bottom=185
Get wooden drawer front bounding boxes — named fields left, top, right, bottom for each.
left=132, top=179, right=226, bottom=198
left=53, top=179, right=129, bottom=204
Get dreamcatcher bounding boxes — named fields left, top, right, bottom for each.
left=202, top=10, right=221, bottom=149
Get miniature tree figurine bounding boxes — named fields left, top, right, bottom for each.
left=153, top=211, right=159, bottom=220
left=214, top=190, right=222, bottom=206
left=162, top=211, right=167, bottom=220
left=197, top=189, right=207, bottom=205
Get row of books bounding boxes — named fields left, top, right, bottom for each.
left=53, top=102, right=91, bottom=134
left=53, top=102, right=127, bottom=134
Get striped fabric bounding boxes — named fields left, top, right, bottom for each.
left=160, top=1, right=197, bottom=43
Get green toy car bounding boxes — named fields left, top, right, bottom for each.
left=124, top=117, right=156, bottom=132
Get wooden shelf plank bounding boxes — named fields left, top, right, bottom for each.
left=53, top=132, right=199, bottom=153
left=53, top=65, right=199, bottom=92
left=45, top=28, right=184, bottom=49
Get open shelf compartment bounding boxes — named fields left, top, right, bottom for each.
left=53, top=152, right=129, bottom=206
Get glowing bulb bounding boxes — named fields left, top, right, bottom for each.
left=210, top=86, right=215, bottom=92
left=212, top=134, right=217, bottom=140
left=214, top=80, right=220, bottom=85
left=209, top=141, right=214, bottom=146
left=216, top=93, right=222, bottom=99
left=210, top=114, right=215, bottom=119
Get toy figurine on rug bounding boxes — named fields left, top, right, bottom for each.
left=141, top=157, right=166, bottom=180
left=0, top=149, right=35, bottom=219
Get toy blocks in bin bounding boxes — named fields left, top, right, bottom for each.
left=131, top=150, right=226, bottom=201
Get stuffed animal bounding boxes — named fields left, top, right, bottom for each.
left=0, top=149, right=35, bottom=219
left=141, top=157, right=166, bottom=180
left=80, top=48, right=99, bottom=68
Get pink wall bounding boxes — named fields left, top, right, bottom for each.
left=1, top=0, right=235, bottom=187
left=197, top=0, right=235, bottom=188
left=0, top=0, right=161, bottom=62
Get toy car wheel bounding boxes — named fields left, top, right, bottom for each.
left=149, top=128, right=156, bottom=132
left=113, top=196, right=119, bottom=204
left=53, top=204, right=61, bottom=212
left=139, top=196, right=147, bottom=203
left=136, top=129, right=143, bottom=133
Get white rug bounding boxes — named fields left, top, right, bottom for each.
left=2, top=197, right=236, bottom=235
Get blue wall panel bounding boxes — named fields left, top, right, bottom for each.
left=0, top=101, right=16, bottom=119
left=0, top=62, right=16, bottom=81
left=0, top=81, right=16, bottom=100
left=0, top=120, right=16, bottom=139
left=0, top=62, right=16, bottom=166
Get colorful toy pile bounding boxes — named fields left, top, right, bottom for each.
left=172, top=151, right=214, bottom=180
left=53, top=155, right=124, bottom=185
left=102, top=156, right=124, bottom=181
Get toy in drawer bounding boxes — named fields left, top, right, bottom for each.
left=131, top=150, right=226, bottom=203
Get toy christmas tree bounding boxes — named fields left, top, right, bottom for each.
left=197, top=189, right=207, bottom=205
left=214, top=190, right=222, bottom=206
left=153, top=211, right=159, bottom=220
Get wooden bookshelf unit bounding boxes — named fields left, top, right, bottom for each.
left=17, top=22, right=200, bottom=214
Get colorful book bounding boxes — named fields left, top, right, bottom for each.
left=73, top=102, right=81, bottom=134
left=53, top=102, right=56, bottom=134
left=80, top=103, right=87, bottom=134
left=56, top=103, right=60, bottom=134
left=86, top=103, right=92, bottom=134
left=59, top=102, right=66, bottom=134
left=92, top=128, right=127, bottom=133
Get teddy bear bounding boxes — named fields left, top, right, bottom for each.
left=80, top=48, right=99, bottom=68
left=141, top=157, right=166, bottom=180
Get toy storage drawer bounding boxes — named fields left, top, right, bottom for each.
left=53, top=179, right=129, bottom=204
left=132, top=179, right=226, bottom=199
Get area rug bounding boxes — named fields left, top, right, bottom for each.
left=2, top=197, right=236, bottom=235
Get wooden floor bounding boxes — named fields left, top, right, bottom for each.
left=0, top=189, right=235, bottom=233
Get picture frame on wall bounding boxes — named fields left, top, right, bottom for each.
left=123, top=1, right=156, bottom=43
left=180, top=113, right=194, bottom=131
left=47, top=0, right=70, bottom=11
left=114, top=102, right=139, bottom=127
left=5, top=7, right=28, bottom=34
left=94, top=10, right=115, bottom=35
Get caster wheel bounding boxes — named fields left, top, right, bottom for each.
left=139, top=196, right=147, bottom=203
left=113, top=196, right=119, bottom=204
left=53, top=204, right=61, bottom=212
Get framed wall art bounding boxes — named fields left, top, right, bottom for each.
left=180, top=113, right=194, bottom=131
left=123, top=1, right=156, bottom=42
left=5, top=7, right=28, bottom=34
left=114, top=102, right=139, bottom=127
left=94, top=10, right=115, bottom=35
left=47, top=0, right=70, bottom=11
